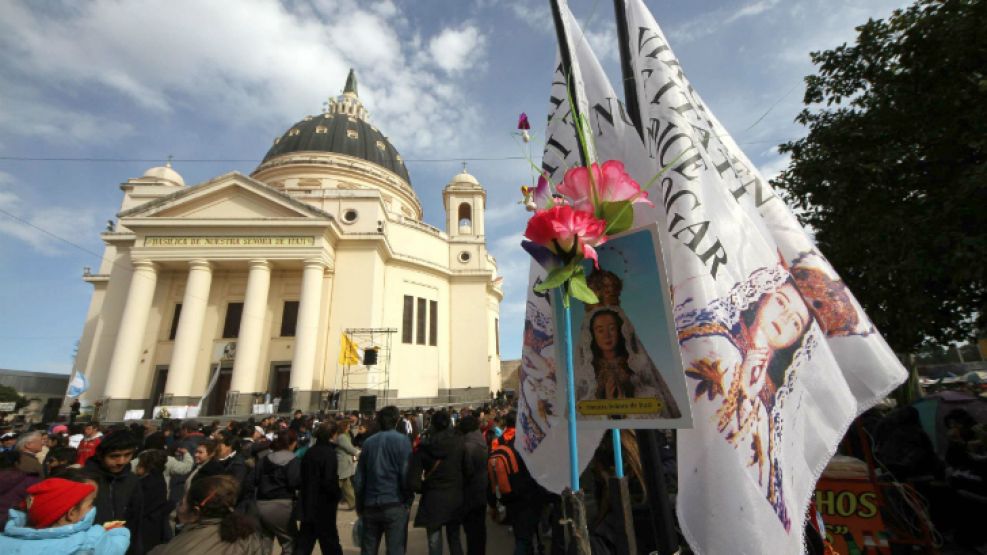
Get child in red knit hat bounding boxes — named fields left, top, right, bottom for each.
left=0, top=476, right=130, bottom=554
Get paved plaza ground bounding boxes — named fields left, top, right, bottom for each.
left=278, top=500, right=518, bottom=554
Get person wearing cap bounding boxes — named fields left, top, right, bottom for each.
left=1, top=431, right=18, bottom=453
left=0, top=476, right=130, bottom=554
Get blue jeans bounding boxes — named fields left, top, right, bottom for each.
left=361, top=504, right=409, bottom=555
left=426, top=523, right=464, bottom=555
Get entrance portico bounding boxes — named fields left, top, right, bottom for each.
left=96, top=174, right=337, bottom=421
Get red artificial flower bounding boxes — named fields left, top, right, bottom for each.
left=524, top=204, right=607, bottom=266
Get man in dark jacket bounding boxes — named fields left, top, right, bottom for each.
left=458, top=414, right=489, bottom=555
left=85, top=429, right=144, bottom=555
left=355, top=405, right=413, bottom=555
left=296, top=420, right=343, bottom=555
left=413, top=410, right=469, bottom=555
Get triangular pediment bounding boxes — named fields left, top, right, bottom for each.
left=155, top=187, right=301, bottom=218
left=119, top=173, right=332, bottom=221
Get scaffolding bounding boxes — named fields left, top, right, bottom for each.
left=339, top=328, right=397, bottom=412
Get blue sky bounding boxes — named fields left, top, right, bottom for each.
left=0, top=0, right=911, bottom=374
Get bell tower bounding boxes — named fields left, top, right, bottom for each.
left=443, top=167, right=486, bottom=239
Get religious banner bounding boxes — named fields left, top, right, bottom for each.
left=616, top=0, right=908, bottom=552
left=517, top=0, right=657, bottom=493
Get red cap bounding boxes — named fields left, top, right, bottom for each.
left=25, top=478, right=95, bottom=528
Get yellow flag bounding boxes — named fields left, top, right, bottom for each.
left=339, top=333, right=360, bottom=365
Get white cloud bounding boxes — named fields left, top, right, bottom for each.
left=758, top=152, right=791, bottom=181
left=0, top=0, right=484, bottom=156
left=0, top=172, right=100, bottom=255
left=429, top=25, right=486, bottom=73
left=670, top=0, right=782, bottom=45
left=485, top=202, right=526, bottom=228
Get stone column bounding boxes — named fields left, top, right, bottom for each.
left=164, top=259, right=212, bottom=405
left=230, top=259, right=271, bottom=414
left=289, top=259, right=325, bottom=410
left=103, top=259, right=157, bottom=420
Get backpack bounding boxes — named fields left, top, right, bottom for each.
left=487, top=438, right=534, bottom=502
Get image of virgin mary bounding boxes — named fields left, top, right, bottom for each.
left=573, top=269, right=682, bottom=419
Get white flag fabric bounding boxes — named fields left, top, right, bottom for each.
left=517, top=0, right=654, bottom=493
left=618, top=0, right=908, bottom=552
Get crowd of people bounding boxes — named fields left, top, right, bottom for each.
left=0, top=399, right=567, bottom=555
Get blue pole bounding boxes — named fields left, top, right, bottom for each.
left=562, top=301, right=580, bottom=491
left=612, top=429, right=624, bottom=478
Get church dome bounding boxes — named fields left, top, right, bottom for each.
left=260, top=69, right=410, bottom=183
left=142, top=162, right=184, bottom=186
left=447, top=170, right=480, bottom=188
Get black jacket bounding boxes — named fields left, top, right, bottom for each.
left=412, top=428, right=470, bottom=528
left=461, top=430, right=489, bottom=513
left=218, top=451, right=249, bottom=484
left=139, top=472, right=172, bottom=554
left=85, top=457, right=144, bottom=555
left=297, top=441, right=341, bottom=522
left=255, top=450, right=300, bottom=501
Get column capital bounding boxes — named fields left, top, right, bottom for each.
left=247, top=259, right=271, bottom=271
left=131, top=259, right=157, bottom=271
left=302, top=258, right=326, bottom=270
left=188, top=259, right=212, bottom=271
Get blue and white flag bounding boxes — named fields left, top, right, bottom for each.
left=67, top=371, right=89, bottom=398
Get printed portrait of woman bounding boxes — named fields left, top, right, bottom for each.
left=575, top=270, right=682, bottom=419
left=676, top=264, right=820, bottom=531
left=736, top=278, right=812, bottom=404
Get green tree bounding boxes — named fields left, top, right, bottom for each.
left=774, top=0, right=987, bottom=353
left=0, top=384, right=27, bottom=410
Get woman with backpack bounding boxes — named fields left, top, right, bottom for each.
left=254, top=429, right=300, bottom=554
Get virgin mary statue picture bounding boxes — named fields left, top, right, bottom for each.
left=564, top=226, right=691, bottom=428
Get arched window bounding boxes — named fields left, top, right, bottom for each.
left=457, top=202, right=472, bottom=233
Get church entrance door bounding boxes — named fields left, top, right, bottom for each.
left=270, top=363, right=291, bottom=413
left=207, top=366, right=233, bottom=416
left=148, top=366, right=168, bottom=414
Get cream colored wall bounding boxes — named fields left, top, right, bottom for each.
left=71, top=281, right=105, bottom=396
left=448, top=281, right=492, bottom=390
left=381, top=266, right=449, bottom=398
left=322, top=246, right=387, bottom=391
left=81, top=247, right=134, bottom=403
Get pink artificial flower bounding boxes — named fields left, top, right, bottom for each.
left=524, top=205, right=607, bottom=266
left=556, top=160, right=653, bottom=213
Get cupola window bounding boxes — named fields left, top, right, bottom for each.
left=458, top=202, right=472, bottom=234
left=346, top=129, right=359, bottom=139
left=288, top=128, right=300, bottom=137
left=376, top=140, right=386, bottom=151
left=315, top=125, right=328, bottom=134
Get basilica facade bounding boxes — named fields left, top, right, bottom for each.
left=71, top=71, right=503, bottom=421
